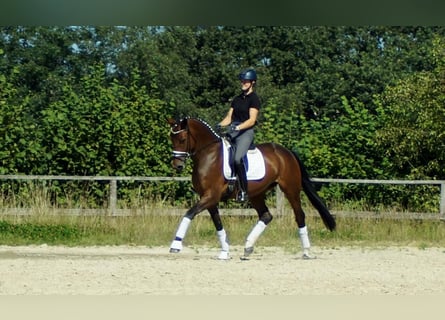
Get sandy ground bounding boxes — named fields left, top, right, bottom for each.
left=0, top=244, right=444, bottom=295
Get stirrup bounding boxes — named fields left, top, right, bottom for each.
left=237, top=191, right=248, bottom=202
left=227, top=178, right=236, bottom=193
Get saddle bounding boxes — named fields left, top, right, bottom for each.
left=222, top=138, right=266, bottom=181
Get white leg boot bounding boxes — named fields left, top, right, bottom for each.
left=169, top=217, right=191, bottom=253
left=298, top=226, right=315, bottom=259
left=243, top=221, right=267, bottom=258
left=217, top=229, right=230, bottom=260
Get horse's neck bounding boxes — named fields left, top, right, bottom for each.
left=191, top=136, right=221, bottom=158
left=191, top=142, right=221, bottom=173
left=189, top=121, right=219, bottom=150
left=189, top=126, right=221, bottom=166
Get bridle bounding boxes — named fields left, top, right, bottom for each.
left=170, top=126, right=191, bottom=161
left=170, top=119, right=221, bottom=165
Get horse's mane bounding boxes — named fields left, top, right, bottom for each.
left=183, top=116, right=222, bottom=139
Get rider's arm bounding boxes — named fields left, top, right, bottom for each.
left=236, top=108, right=258, bottom=131
left=219, top=108, right=233, bottom=127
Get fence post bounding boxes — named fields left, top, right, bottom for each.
left=440, top=183, right=445, bottom=216
left=276, top=185, right=284, bottom=216
left=109, top=179, right=117, bottom=216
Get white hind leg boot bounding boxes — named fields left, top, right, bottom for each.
left=216, top=229, right=230, bottom=260
left=170, top=217, right=191, bottom=253
left=298, top=226, right=314, bottom=259
left=244, top=221, right=267, bottom=257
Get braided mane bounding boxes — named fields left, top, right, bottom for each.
left=183, top=116, right=222, bottom=139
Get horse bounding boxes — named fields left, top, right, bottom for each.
left=167, top=117, right=336, bottom=260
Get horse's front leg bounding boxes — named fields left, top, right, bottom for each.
left=169, top=204, right=201, bottom=253
left=208, top=206, right=230, bottom=260
left=169, top=194, right=218, bottom=254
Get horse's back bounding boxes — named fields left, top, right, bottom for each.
left=256, top=142, right=296, bottom=159
left=256, top=142, right=300, bottom=174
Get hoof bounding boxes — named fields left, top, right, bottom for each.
left=244, top=246, right=254, bottom=256
left=217, top=251, right=230, bottom=260
left=241, top=246, right=254, bottom=260
left=302, top=253, right=316, bottom=260
left=170, top=239, right=182, bottom=253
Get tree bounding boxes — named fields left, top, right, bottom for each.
left=0, top=52, right=43, bottom=174
left=375, top=36, right=445, bottom=180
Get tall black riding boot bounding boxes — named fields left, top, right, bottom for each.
left=235, top=163, right=248, bottom=202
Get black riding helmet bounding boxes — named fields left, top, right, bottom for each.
left=238, top=69, right=257, bottom=81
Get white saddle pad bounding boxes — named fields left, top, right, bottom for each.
left=222, top=138, right=266, bottom=181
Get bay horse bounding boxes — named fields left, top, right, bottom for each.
left=167, top=117, right=335, bottom=260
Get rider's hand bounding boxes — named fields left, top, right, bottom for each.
left=229, top=123, right=239, bottom=133
left=215, top=124, right=222, bottom=135
left=226, top=124, right=239, bottom=141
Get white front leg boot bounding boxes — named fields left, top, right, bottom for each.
left=216, top=229, right=230, bottom=260
left=170, top=217, right=191, bottom=253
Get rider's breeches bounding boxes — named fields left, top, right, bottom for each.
left=233, top=128, right=254, bottom=165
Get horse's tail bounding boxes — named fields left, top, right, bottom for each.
left=292, top=151, right=336, bottom=231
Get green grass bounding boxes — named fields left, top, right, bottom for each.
left=1, top=210, right=444, bottom=249
left=2, top=181, right=444, bottom=249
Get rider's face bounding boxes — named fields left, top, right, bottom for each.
left=240, top=80, right=254, bottom=91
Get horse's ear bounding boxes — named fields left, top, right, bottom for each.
left=167, top=118, right=176, bottom=126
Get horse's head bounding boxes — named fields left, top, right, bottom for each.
left=167, top=117, right=221, bottom=173
left=167, top=118, right=189, bottom=172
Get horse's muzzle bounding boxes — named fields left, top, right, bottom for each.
left=171, top=151, right=188, bottom=172
left=172, top=159, right=185, bottom=172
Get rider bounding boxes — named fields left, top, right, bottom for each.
left=218, top=68, right=261, bottom=202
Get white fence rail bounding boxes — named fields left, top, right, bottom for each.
left=1, top=175, right=444, bottom=217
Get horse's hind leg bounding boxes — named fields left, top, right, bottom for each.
left=280, top=184, right=314, bottom=259
left=208, top=206, right=230, bottom=260
left=242, top=195, right=273, bottom=259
